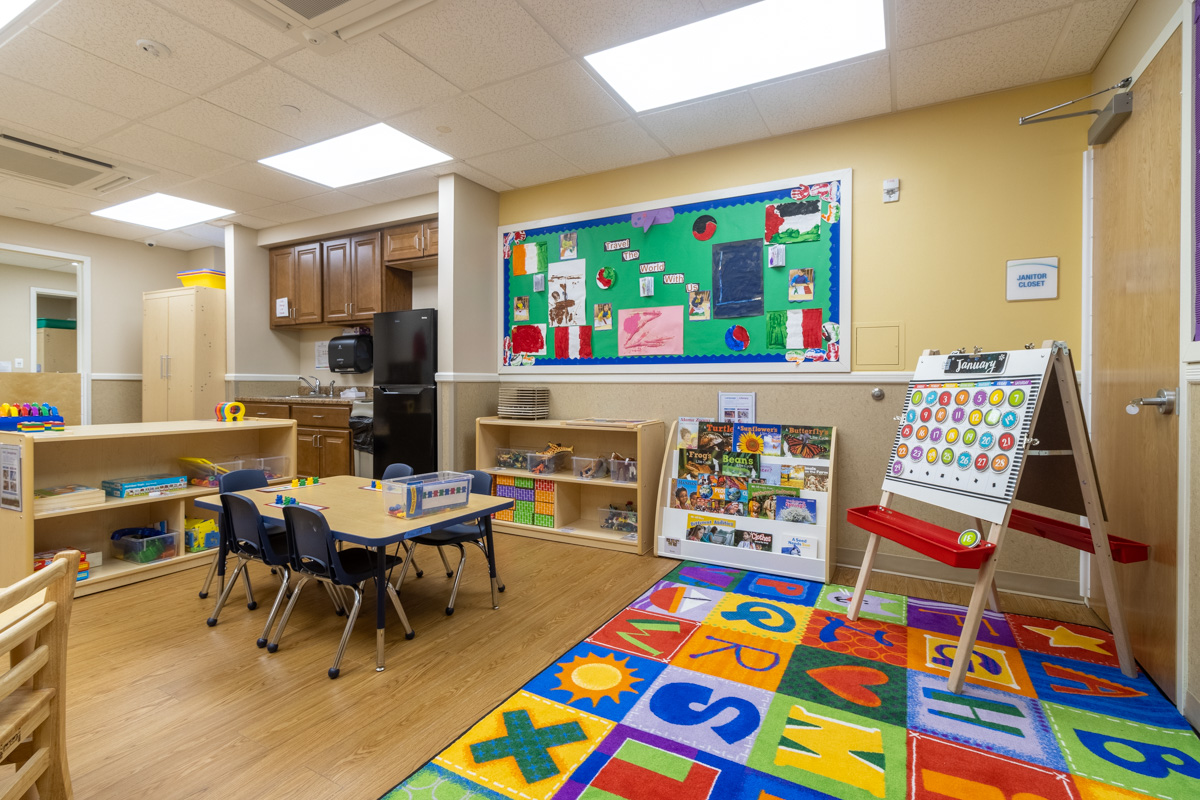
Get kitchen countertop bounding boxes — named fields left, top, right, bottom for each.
left=236, top=394, right=367, bottom=406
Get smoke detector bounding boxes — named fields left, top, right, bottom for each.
left=136, top=39, right=171, bottom=58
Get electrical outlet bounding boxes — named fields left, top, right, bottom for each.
left=14, top=358, right=23, bottom=369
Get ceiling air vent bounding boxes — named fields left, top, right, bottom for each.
left=0, top=132, right=147, bottom=194
left=232, top=0, right=434, bottom=51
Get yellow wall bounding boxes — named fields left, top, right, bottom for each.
left=500, top=77, right=1092, bottom=369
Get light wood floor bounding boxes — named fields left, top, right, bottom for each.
left=60, top=541, right=1099, bottom=799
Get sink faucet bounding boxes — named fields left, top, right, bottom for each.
left=298, top=376, right=320, bottom=395
left=328, top=379, right=336, bottom=396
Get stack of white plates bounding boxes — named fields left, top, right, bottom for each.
left=498, top=386, right=550, bottom=419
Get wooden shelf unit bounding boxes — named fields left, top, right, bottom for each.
left=475, top=417, right=665, bottom=554
left=0, top=419, right=296, bottom=596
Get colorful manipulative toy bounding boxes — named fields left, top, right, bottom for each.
left=17, top=421, right=46, bottom=432
left=214, top=401, right=246, bottom=422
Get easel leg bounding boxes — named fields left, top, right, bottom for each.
left=975, top=517, right=1000, bottom=612
left=948, top=522, right=1007, bottom=693
left=847, top=533, right=880, bottom=621
left=1089, top=520, right=1137, bottom=677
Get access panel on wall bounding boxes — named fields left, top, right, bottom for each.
left=498, top=171, right=851, bottom=373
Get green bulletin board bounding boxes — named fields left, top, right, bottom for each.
left=499, top=171, right=851, bottom=373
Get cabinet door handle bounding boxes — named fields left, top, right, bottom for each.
left=255, top=411, right=268, bottom=416
left=312, top=414, right=324, bottom=419
left=164, top=355, right=171, bottom=379
left=348, top=301, right=353, bottom=316
left=159, top=355, right=166, bottom=379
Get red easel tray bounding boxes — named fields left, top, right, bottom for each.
left=1007, top=509, right=1149, bottom=564
left=846, top=505, right=997, bottom=570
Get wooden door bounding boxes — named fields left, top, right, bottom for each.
left=1090, top=30, right=1181, bottom=699
left=141, top=294, right=169, bottom=421
left=318, top=427, right=352, bottom=477
left=297, top=426, right=321, bottom=478
left=294, top=243, right=323, bottom=325
left=322, top=238, right=353, bottom=324
left=165, top=292, right=196, bottom=421
left=350, top=231, right=382, bottom=320
left=384, top=223, right=423, bottom=261
left=269, top=247, right=295, bottom=328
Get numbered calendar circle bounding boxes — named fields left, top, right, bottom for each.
left=925, top=390, right=940, bottom=404
left=999, top=432, right=1015, bottom=451
left=968, top=409, right=984, bottom=426
left=901, top=424, right=914, bottom=439
left=934, top=407, right=948, bottom=423
left=955, top=390, right=971, bottom=406
left=989, top=388, right=1006, bottom=406
left=941, top=448, right=955, bottom=465
left=1008, top=388, right=1026, bottom=407
left=891, top=460, right=904, bottom=476
left=974, top=453, right=990, bottom=471
left=938, top=391, right=952, bottom=406
left=929, top=427, right=943, bottom=443
left=973, top=390, right=988, bottom=406
left=978, top=431, right=996, bottom=450
left=910, top=446, right=924, bottom=461
left=957, top=451, right=973, bottom=470
left=963, top=428, right=978, bottom=446
left=897, top=443, right=909, bottom=458
left=912, top=390, right=924, bottom=405
left=951, top=407, right=966, bottom=423
left=906, top=409, right=917, bottom=423
left=926, top=447, right=939, bottom=464
left=1001, top=411, right=1019, bottom=429
left=945, top=428, right=960, bottom=444
left=991, top=454, right=1010, bottom=472
left=920, top=407, right=933, bottom=423
left=916, top=425, right=929, bottom=441
left=984, top=409, right=1002, bottom=427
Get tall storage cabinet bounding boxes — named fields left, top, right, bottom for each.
left=142, top=287, right=226, bottom=422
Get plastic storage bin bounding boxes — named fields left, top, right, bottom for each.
left=526, top=452, right=568, bottom=475
left=239, top=455, right=290, bottom=481
left=572, top=456, right=608, bottom=480
left=609, top=457, right=637, bottom=483
left=599, top=507, right=638, bottom=532
left=179, top=458, right=244, bottom=488
left=384, top=471, right=472, bottom=519
left=495, top=447, right=534, bottom=470
left=112, top=531, right=180, bottom=564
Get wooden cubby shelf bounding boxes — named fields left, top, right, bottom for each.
left=475, top=417, right=666, bottom=555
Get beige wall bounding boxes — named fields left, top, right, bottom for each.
left=1092, top=0, right=1183, bottom=96
left=0, top=262, right=75, bottom=371
left=439, top=174, right=500, bottom=376
left=224, top=223, right=298, bottom=379
left=186, top=246, right=225, bottom=272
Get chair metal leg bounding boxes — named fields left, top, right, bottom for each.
left=403, top=541, right=423, bottom=578
left=385, top=581, right=415, bottom=639
left=241, top=563, right=257, bottom=610
left=207, top=557, right=248, bottom=626
left=394, top=540, right=417, bottom=591
left=436, top=545, right=453, bottom=577
left=199, top=552, right=220, bottom=599
left=267, top=576, right=309, bottom=653
left=469, top=539, right=502, bottom=610
left=322, top=581, right=346, bottom=616
left=329, top=584, right=363, bottom=679
left=445, top=543, right=467, bottom=615
left=257, top=566, right=290, bottom=648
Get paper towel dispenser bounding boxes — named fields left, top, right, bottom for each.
left=328, top=334, right=372, bottom=373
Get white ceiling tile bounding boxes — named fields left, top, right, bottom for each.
left=150, top=0, right=299, bottom=59
left=0, top=75, right=129, bottom=143
left=0, top=28, right=187, bottom=120
left=639, top=91, right=770, bottom=155
left=466, top=143, right=582, bottom=188
left=90, top=125, right=243, bottom=178
left=384, top=0, right=567, bottom=91
left=33, top=0, right=263, bottom=94
left=543, top=120, right=669, bottom=173
left=169, top=179, right=274, bottom=213
left=751, top=55, right=893, bottom=136
left=291, top=191, right=372, bottom=216
left=225, top=212, right=276, bottom=229
left=698, top=0, right=761, bottom=12
left=895, top=9, right=1071, bottom=109
left=174, top=222, right=227, bottom=245
left=144, top=99, right=305, bottom=161
left=0, top=196, right=78, bottom=225
left=0, top=179, right=112, bottom=214
left=341, top=170, right=441, bottom=204
left=252, top=202, right=321, bottom=224
left=278, top=37, right=459, bottom=119
left=391, top=95, right=532, bottom=160
left=1043, top=0, right=1135, bottom=78
left=102, top=168, right=192, bottom=203
left=57, top=213, right=161, bottom=241
left=148, top=229, right=212, bottom=249
left=427, top=162, right=513, bottom=193
left=474, top=61, right=628, bottom=139
left=206, top=162, right=326, bottom=203
left=519, top=0, right=705, bottom=55
left=893, top=0, right=1072, bottom=50
left=202, top=65, right=376, bottom=143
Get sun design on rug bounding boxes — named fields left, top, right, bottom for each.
left=553, top=652, right=642, bottom=706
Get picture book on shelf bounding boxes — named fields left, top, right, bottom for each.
left=746, top=484, right=800, bottom=519
left=736, top=530, right=773, bottom=551
left=804, top=466, right=830, bottom=492
left=685, top=514, right=736, bottom=546
left=677, top=417, right=712, bottom=450
left=679, top=450, right=716, bottom=478
left=718, top=452, right=760, bottom=480
left=696, top=421, right=734, bottom=454
left=779, top=535, right=818, bottom=557
left=775, top=496, right=818, bottom=524
left=734, top=423, right=782, bottom=456
left=782, top=425, right=833, bottom=459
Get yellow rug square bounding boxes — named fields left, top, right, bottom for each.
left=703, top=592, right=812, bottom=643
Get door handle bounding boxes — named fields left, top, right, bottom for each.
left=344, top=302, right=349, bottom=316
left=159, top=355, right=166, bottom=379
left=1126, top=388, right=1177, bottom=415
left=164, top=355, right=171, bottom=379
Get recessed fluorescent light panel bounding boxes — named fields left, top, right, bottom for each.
left=259, top=123, right=452, bottom=188
left=0, top=1, right=41, bottom=33
left=92, top=194, right=233, bottom=230
left=586, top=0, right=886, bottom=112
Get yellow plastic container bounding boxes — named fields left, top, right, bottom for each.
left=177, top=269, right=226, bottom=290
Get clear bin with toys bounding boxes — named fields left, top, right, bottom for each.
left=384, top=471, right=472, bottom=519
left=599, top=504, right=638, bottom=533
left=609, top=455, right=637, bottom=483
left=495, top=447, right=534, bottom=470
left=572, top=456, right=608, bottom=480
left=526, top=443, right=573, bottom=475
left=178, top=457, right=244, bottom=488
left=239, top=455, right=290, bottom=481
left=111, top=529, right=180, bottom=564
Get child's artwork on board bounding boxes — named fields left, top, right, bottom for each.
left=765, top=199, right=822, bottom=244
left=548, top=261, right=586, bottom=327
left=688, top=290, right=711, bottom=320
left=511, top=324, right=547, bottom=356
left=767, top=243, right=786, bottom=268
left=617, top=306, right=684, bottom=356
left=712, top=239, right=765, bottom=319
left=804, top=466, right=830, bottom=492
left=593, top=303, right=612, bottom=331
left=639, top=275, right=654, bottom=297
left=789, top=269, right=814, bottom=302
left=775, top=496, right=817, bottom=524
left=513, top=296, right=530, bottom=322
left=532, top=274, right=545, bottom=292
left=512, top=241, right=547, bottom=275
left=559, top=231, right=578, bottom=259
left=734, top=424, right=781, bottom=456
left=696, top=421, right=734, bottom=454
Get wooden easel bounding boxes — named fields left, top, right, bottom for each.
left=847, top=342, right=1143, bottom=693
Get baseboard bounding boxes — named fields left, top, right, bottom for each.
left=836, top=547, right=1083, bottom=603
left=1185, top=691, right=1200, bottom=730
left=91, top=373, right=141, bottom=381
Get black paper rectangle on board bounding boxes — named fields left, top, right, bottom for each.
left=712, top=238, right=765, bottom=319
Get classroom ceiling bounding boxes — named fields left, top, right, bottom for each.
left=0, top=0, right=1135, bottom=250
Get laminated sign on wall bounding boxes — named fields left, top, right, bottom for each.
left=1006, top=257, right=1058, bottom=301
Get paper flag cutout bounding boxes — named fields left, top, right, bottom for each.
left=631, top=207, right=675, bottom=232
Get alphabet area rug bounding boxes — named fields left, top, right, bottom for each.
left=380, top=561, right=1199, bottom=800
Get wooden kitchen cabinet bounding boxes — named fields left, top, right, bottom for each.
left=270, top=242, right=323, bottom=327
left=384, top=219, right=437, bottom=262
left=322, top=231, right=402, bottom=323
left=242, top=402, right=290, bottom=419
left=296, top=425, right=351, bottom=477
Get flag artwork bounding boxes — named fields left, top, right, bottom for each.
left=765, top=200, right=822, bottom=244
left=554, top=326, right=593, bottom=359
left=512, top=241, right=547, bottom=275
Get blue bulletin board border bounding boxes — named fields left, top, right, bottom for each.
left=497, top=170, right=852, bottom=374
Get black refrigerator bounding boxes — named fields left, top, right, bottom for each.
left=372, top=309, right=438, bottom=477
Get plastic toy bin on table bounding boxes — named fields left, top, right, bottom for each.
left=111, top=531, right=180, bottom=564
left=846, top=505, right=996, bottom=569
left=384, top=471, right=472, bottom=519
